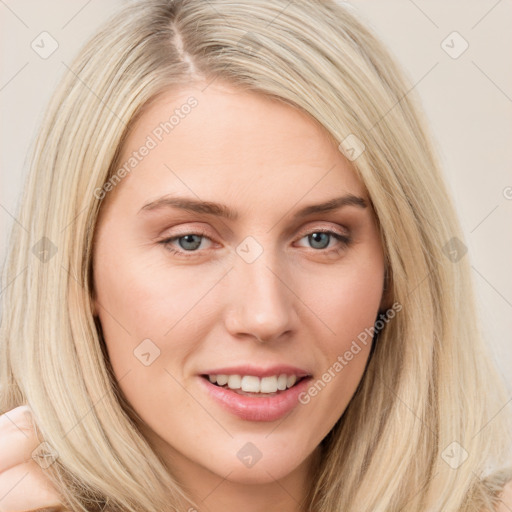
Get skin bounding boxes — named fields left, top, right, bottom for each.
left=0, top=406, right=61, bottom=510
left=91, top=80, right=386, bottom=512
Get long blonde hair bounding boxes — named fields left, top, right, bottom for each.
left=1, top=1, right=511, bottom=510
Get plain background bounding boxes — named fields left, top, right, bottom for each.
left=0, top=1, right=511, bottom=390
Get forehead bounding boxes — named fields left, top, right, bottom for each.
left=108, top=82, right=366, bottom=210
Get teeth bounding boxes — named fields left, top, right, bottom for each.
left=207, top=373, right=303, bottom=393
left=228, top=374, right=241, bottom=389
left=277, top=374, right=288, bottom=390
left=215, top=374, right=229, bottom=386
left=242, top=375, right=260, bottom=392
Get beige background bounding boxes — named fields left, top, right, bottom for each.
left=1, top=1, right=511, bottom=388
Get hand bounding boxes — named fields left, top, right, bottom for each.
left=0, top=405, right=62, bottom=511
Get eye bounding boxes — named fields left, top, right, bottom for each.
left=295, top=228, right=352, bottom=254
left=159, top=231, right=214, bottom=258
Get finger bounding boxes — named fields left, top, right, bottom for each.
left=0, top=406, right=33, bottom=432
left=0, top=461, right=61, bottom=511
left=0, top=407, right=42, bottom=473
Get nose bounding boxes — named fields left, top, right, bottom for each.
left=223, top=247, right=298, bottom=344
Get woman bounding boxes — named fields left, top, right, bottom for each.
left=0, top=0, right=511, bottom=510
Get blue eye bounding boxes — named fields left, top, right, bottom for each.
left=159, top=233, right=209, bottom=257
left=298, top=231, right=350, bottom=251
left=159, top=232, right=212, bottom=257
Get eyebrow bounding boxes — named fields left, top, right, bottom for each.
left=138, top=193, right=367, bottom=220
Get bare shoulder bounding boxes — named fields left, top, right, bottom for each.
left=495, top=479, right=512, bottom=511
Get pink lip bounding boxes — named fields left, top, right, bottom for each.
left=199, top=364, right=311, bottom=379
left=197, top=375, right=312, bottom=422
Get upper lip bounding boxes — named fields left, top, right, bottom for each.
left=199, top=364, right=312, bottom=379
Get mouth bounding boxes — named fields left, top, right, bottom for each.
left=198, top=374, right=314, bottom=422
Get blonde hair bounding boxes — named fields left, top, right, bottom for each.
left=1, top=0, right=511, bottom=510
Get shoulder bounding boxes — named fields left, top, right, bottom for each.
left=495, top=479, right=512, bottom=512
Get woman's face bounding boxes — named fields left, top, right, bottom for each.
left=92, top=82, right=385, bottom=492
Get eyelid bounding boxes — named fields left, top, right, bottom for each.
left=156, top=224, right=216, bottom=243
left=295, top=223, right=349, bottom=239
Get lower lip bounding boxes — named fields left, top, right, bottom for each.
left=198, top=375, right=312, bottom=422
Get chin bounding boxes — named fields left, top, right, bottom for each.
left=207, top=447, right=309, bottom=485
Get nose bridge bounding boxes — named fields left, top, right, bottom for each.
left=224, top=237, right=296, bottom=342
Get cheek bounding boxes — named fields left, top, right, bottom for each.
left=304, top=253, right=384, bottom=345
left=94, top=241, right=194, bottom=333
left=93, top=255, right=198, bottom=425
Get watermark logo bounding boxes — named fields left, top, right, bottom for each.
left=441, top=441, right=469, bottom=469
left=338, top=134, right=365, bottom=161
left=134, top=338, right=161, bottom=366
left=236, top=236, right=264, bottom=263
left=31, top=236, right=58, bottom=263
left=442, top=236, right=467, bottom=263
left=31, top=31, right=59, bottom=59
left=237, top=442, right=262, bottom=468
left=441, top=31, right=469, bottom=59
left=32, top=441, right=59, bottom=469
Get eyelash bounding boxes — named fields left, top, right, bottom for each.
left=158, top=227, right=352, bottom=259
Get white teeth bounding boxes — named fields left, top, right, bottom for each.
left=260, top=376, right=278, bottom=393
left=206, top=373, right=304, bottom=393
left=241, top=375, right=260, bottom=392
left=277, top=374, right=287, bottom=391
left=216, top=374, right=229, bottom=386
left=287, top=375, right=297, bottom=388
left=227, top=374, right=241, bottom=389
